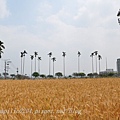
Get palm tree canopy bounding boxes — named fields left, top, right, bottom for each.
left=117, top=9, right=120, bottom=16
left=62, top=52, right=66, bottom=57
left=30, top=55, right=34, bottom=60
left=0, top=41, right=5, bottom=49
left=98, top=55, right=102, bottom=60
left=94, top=51, right=98, bottom=55
left=0, top=41, right=3, bottom=44
left=34, top=51, right=38, bottom=57
left=78, top=51, right=81, bottom=57
left=0, top=45, right=5, bottom=49
left=48, top=52, right=52, bottom=57
left=23, top=50, right=27, bottom=54
left=52, top=57, right=56, bottom=62
left=0, top=48, right=3, bottom=53
left=21, top=52, right=24, bottom=57
left=0, top=50, right=3, bottom=53
left=118, top=18, right=120, bottom=24
left=90, top=52, right=94, bottom=57
left=38, top=57, right=42, bottom=60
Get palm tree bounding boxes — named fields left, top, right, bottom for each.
left=117, top=9, right=120, bottom=24
left=94, top=51, right=98, bottom=73
left=23, top=50, right=27, bottom=75
left=30, top=55, right=34, bottom=78
left=52, top=57, right=56, bottom=77
left=90, top=52, right=94, bottom=74
left=117, top=9, right=120, bottom=16
left=38, top=56, right=42, bottom=76
left=20, top=52, right=24, bottom=75
left=77, top=51, right=81, bottom=73
left=62, top=52, right=66, bottom=77
left=0, top=41, right=5, bottom=58
left=98, top=55, right=102, bottom=74
left=48, top=52, right=52, bottom=75
left=34, top=51, right=38, bottom=72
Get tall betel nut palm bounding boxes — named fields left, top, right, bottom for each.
left=62, top=52, right=66, bottom=77
left=90, top=52, right=94, bottom=74
left=52, top=57, right=56, bottom=77
left=77, top=51, right=81, bottom=73
left=94, top=51, right=98, bottom=73
left=20, top=52, right=24, bottom=75
left=0, top=41, right=5, bottom=58
left=48, top=52, right=52, bottom=75
left=34, top=51, right=38, bottom=72
left=38, top=56, right=42, bottom=75
left=30, top=55, right=34, bottom=78
left=23, top=50, right=27, bottom=75
left=98, top=55, right=102, bottom=74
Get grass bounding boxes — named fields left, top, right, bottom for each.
left=0, top=78, right=120, bottom=120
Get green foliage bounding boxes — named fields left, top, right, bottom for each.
left=40, top=74, right=46, bottom=78
left=99, top=72, right=115, bottom=77
left=72, top=72, right=78, bottom=77
left=68, top=75, right=72, bottom=78
left=3, top=72, right=9, bottom=76
left=87, top=73, right=93, bottom=78
left=32, top=72, right=39, bottom=78
left=73, top=72, right=86, bottom=78
left=108, top=73, right=114, bottom=77
left=47, top=75, right=53, bottom=78
left=78, top=73, right=86, bottom=77
left=10, top=74, right=15, bottom=79
left=16, top=74, right=29, bottom=79
left=55, top=72, right=63, bottom=78
left=87, top=73, right=98, bottom=78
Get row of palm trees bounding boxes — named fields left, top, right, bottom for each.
left=90, top=51, right=102, bottom=74
left=21, top=51, right=41, bottom=78
left=20, top=50, right=82, bottom=77
left=20, top=50, right=102, bottom=77
left=0, top=41, right=102, bottom=78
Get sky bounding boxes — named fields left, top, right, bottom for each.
left=0, top=0, right=120, bottom=76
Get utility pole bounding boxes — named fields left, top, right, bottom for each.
left=3, top=59, right=11, bottom=79
left=4, top=61, right=7, bottom=79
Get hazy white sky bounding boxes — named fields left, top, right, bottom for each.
left=0, top=0, right=120, bottom=76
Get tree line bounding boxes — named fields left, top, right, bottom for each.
left=0, top=40, right=117, bottom=79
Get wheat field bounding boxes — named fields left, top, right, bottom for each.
left=0, top=78, right=119, bottom=120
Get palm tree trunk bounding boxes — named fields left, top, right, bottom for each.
left=92, top=56, right=94, bottom=74
left=78, top=56, right=80, bottom=73
left=99, top=60, right=100, bottom=75
left=49, top=57, right=51, bottom=75
left=63, top=57, right=65, bottom=77
left=96, top=55, right=97, bottom=73
left=23, top=56, right=25, bottom=75
left=35, top=57, right=36, bottom=72
left=31, top=60, right=33, bottom=79
left=38, top=60, right=40, bottom=76
left=21, top=57, right=22, bottom=75
left=53, top=61, right=54, bottom=77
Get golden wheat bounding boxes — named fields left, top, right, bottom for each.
left=0, top=78, right=119, bottom=120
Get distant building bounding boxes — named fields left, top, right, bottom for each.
left=106, top=69, right=114, bottom=73
left=117, top=58, right=120, bottom=73
left=100, top=69, right=117, bottom=75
